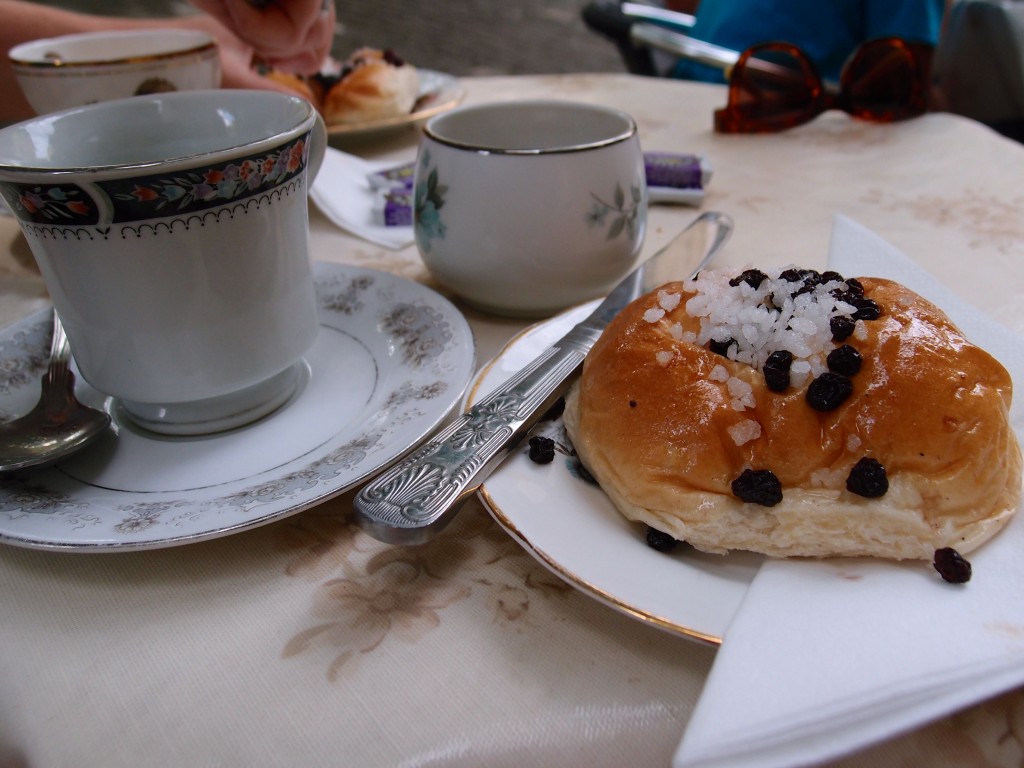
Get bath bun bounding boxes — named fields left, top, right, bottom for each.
left=562, top=271, right=1022, bottom=560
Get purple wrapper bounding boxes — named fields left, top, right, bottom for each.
left=644, top=152, right=703, bottom=190
left=368, top=161, right=415, bottom=191
left=383, top=190, right=413, bottom=227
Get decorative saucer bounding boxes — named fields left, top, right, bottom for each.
left=0, top=261, right=475, bottom=551
left=469, top=302, right=761, bottom=645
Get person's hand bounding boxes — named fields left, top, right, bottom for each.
left=189, top=0, right=335, bottom=74
left=166, top=13, right=296, bottom=93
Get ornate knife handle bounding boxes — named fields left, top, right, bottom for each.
left=354, top=326, right=595, bottom=545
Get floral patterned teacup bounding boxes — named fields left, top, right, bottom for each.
left=414, top=100, right=647, bottom=317
left=9, top=29, right=220, bottom=116
left=0, top=90, right=326, bottom=435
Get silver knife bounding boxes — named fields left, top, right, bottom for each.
left=354, top=210, right=734, bottom=544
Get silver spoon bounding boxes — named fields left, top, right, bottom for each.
left=0, top=310, right=111, bottom=472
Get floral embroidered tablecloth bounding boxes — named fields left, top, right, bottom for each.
left=1, top=74, right=1023, bottom=768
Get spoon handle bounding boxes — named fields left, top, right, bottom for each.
left=42, top=312, right=73, bottom=399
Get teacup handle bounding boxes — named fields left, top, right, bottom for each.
left=306, top=114, right=328, bottom=184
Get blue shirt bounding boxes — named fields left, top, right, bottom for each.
left=672, top=0, right=946, bottom=83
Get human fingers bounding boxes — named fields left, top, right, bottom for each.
left=189, top=0, right=334, bottom=71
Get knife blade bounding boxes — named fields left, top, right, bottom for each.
left=354, top=210, right=734, bottom=544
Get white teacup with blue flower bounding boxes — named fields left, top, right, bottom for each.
left=0, top=90, right=326, bottom=435
left=414, top=99, right=647, bottom=317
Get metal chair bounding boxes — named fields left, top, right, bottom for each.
left=586, top=0, right=1024, bottom=144
left=932, top=0, right=1024, bottom=140
left=581, top=1, right=738, bottom=78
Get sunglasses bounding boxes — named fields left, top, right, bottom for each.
left=714, top=37, right=934, bottom=133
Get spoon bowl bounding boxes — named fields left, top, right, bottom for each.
left=0, top=310, right=111, bottom=472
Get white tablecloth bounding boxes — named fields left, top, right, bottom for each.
left=2, top=74, right=1023, bottom=767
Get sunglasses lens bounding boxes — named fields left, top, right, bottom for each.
left=715, top=45, right=822, bottom=133
left=842, top=40, right=930, bottom=121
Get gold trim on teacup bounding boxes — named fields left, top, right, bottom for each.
left=10, top=41, right=217, bottom=69
left=425, top=120, right=637, bottom=155
left=0, top=91, right=316, bottom=177
left=423, top=102, right=638, bottom=155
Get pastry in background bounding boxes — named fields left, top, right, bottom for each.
left=320, top=48, right=420, bottom=124
left=263, top=47, right=420, bottom=125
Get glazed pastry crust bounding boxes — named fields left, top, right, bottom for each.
left=263, top=69, right=319, bottom=103
left=262, top=48, right=419, bottom=124
left=563, top=277, right=1022, bottom=560
left=321, top=48, right=419, bottom=124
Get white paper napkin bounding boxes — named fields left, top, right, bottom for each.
left=309, top=147, right=414, bottom=250
left=674, top=214, right=1024, bottom=768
